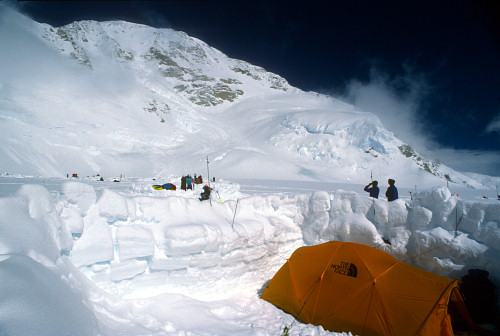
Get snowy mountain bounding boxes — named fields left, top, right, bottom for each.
left=1, top=7, right=499, bottom=336
left=0, top=6, right=490, bottom=188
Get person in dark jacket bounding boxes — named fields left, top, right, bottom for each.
left=199, top=185, right=212, bottom=201
left=385, top=179, right=398, bottom=201
left=364, top=181, right=379, bottom=198
left=459, top=269, right=498, bottom=325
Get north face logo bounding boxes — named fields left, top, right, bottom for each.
left=330, top=261, right=358, bottom=278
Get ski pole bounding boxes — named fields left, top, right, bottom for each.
left=206, top=156, right=210, bottom=188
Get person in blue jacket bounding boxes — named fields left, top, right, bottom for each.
left=364, top=181, right=379, bottom=198
left=187, top=175, right=193, bottom=190
left=385, top=179, right=398, bottom=201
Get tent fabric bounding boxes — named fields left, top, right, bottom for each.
left=152, top=183, right=176, bottom=190
left=261, top=241, right=474, bottom=336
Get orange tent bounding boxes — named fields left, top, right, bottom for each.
left=261, top=241, right=476, bottom=336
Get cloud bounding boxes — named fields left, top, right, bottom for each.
left=136, top=6, right=172, bottom=28
left=1, top=0, right=38, bottom=21
left=485, top=112, right=500, bottom=134
left=335, top=63, right=500, bottom=177
left=341, top=63, right=435, bottom=150
left=432, top=148, right=500, bottom=177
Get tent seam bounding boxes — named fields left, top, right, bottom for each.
left=414, top=279, right=457, bottom=335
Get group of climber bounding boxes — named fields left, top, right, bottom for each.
left=159, top=175, right=398, bottom=203
left=153, top=174, right=212, bottom=201
left=363, top=178, right=398, bottom=201
left=180, top=174, right=204, bottom=191
left=180, top=174, right=212, bottom=201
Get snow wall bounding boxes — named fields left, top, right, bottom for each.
left=0, top=180, right=499, bottom=335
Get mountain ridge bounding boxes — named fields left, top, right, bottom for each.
left=0, top=7, right=490, bottom=189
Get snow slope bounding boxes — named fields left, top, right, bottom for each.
left=0, top=6, right=493, bottom=189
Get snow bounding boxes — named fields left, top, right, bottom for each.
left=1, top=6, right=497, bottom=190
left=0, top=175, right=499, bottom=335
left=0, top=5, right=499, bottom=335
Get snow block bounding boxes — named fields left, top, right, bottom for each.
left=409, top=227, right=488, bottom=276
left=110, top=259, right=148, bottom=281
left=97, top=189, right=135, bottom=221
left=387, top=199, right=408, bottom=226
left=164, top=224, right=212, bottom=257
left=301, top=192, right=331, bottom=244
left=61, top=181, right=96, bottom=215
left=60, top=205, right=84, bottom=234
left=16, top=184, right=74, bottom=255
left=0, top=196, right=60, bottom=262
left=71, top=217, right=114, bottom=266
left=414, top=187, right=457, bottom=229
left=479, top=221, right=500, bottom=252
left=150, top=257, right=190, bottom=271
left=331, top=190, right=355, bottom=214
left=310, top=191, right=330, bottom=212
left=116, top=225, right=155, bottom=260
left=330, top=212, right=382, bottom=246
left=407, top=205, right=433, bottom=230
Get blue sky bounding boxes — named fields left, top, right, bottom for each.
left=10, top=0, right=500, bottom=175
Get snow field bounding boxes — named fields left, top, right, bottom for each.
left=0, top=177, right=499, bottom=335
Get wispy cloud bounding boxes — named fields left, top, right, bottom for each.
left=485, top=112, right=500, bottom=134
left=433, top=148, right=500, bottom=176
left=335, top=63, right=500, bottom=177
left=341, top=63, right=435, bottom=150
left=135, top=6, right=172, bottom=28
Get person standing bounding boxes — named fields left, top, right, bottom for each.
left=364, top=181, right=379, bottom=198
left=181, top=176, right=187, bottom=191
left=385, top=179, right=398, bottom=201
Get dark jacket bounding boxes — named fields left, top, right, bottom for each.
left=364, top=185, right=379, bottom=199
left=385, top=185, right=398, bottom=201
left=199, top=185, right=212, bottom=201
